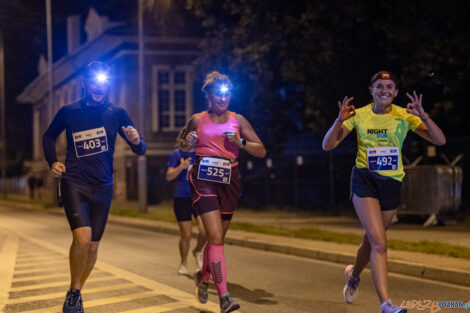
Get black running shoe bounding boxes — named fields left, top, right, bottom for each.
left=194, top=270, right=209, bottom=304
left=63, top=289, right=82, bottom=313
left=220, top=292, right=240, bottom=313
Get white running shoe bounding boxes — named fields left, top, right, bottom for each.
left=193, top=250, right=203, bottom=269
left=178, top=264, right=189, bottom=275
left=381, top=299, right=407, bottom=313
left=343, top=264, right=360, bottom=304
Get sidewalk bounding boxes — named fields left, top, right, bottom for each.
left=1, top=199, right=470, bottom=287
left=232, top=210, right=470, bottom=248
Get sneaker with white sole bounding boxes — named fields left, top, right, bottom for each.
left=343, top=264, right=360, bottom=304
left=178, top=264, right=189, bottom=275
left=381, top=299, right=407, bottom=313
left=220, top=292, right=240, bottom=313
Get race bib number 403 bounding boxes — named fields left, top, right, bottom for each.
left=367, top=147, right=399, bottom=171
left=73, top=127, right=108, bottom=158
left=197, top=157, right=232, bottom=184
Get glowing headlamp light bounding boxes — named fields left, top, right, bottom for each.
left=94, top=72, right=109, bottom=84
left=216, top=84, right=231, bottom=98
left=220, top=85, right=228, bottom=93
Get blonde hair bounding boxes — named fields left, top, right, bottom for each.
left=201, top=71, right=233, bottom=94
left=175, top=127, right=186, bottom=149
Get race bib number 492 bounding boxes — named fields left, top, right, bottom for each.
left=73, top=127, right=108, bottom=158
left=367, top=147, right=399, bottom=171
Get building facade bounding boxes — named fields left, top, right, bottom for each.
left=17, top=8, right=203, bottom=203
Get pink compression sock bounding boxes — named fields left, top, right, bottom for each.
left=201, top=244, right=211, bottom=282
left=207, top=244, right=228, bottom=296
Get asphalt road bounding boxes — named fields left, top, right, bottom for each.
left=0, top=206, right=469, bottom=313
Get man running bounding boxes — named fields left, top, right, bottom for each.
left=43, top=61, right=146, bottom=313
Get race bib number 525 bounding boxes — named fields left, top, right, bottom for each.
left=197, top=157, right=232, bottom=184
left=73, top=127, right=108, bottom=158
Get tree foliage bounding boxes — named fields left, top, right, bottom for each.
left=186, top=0, right=470, bottom=144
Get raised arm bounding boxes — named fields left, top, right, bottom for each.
left=181, top=114, right=201, bottom=149
left=118, top=109, right=146, bottom=155
left=322, top=96, right=355, bottom=151
left=233, top=115, right=266, bottom=158
left=166, top=157, right=191, bottom=181
left=406, top=91, right=446, bottom=146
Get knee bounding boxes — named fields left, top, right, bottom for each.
left=87, top=243, right=99, bottom=256
left=370, top=238, right=387, bottom=254
left=73, top=237, right=92, bottom=251
left=207, top=233, right=223, bottom=245
left=181, top=232, right=192, bottom=242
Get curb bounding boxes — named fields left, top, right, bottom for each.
left=107, top=213, right=470, bottom=288
left=2, top=200, right=470, bottom=287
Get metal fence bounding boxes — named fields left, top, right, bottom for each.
left=0, top=175, right=28, bottom=194
left=238, top=136, right=468, bottom=213
left=400, top=165, right=462, bottom=215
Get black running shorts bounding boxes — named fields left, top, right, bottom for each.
left=350, top=166, right=402, bottom=211
left=62, top=178, right=113, bottom=241
left=173, top=197, right=198, bottom=222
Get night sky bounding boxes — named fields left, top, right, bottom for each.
left=0, top=0, right=138, bottom=171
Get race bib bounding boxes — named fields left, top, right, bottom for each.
left=73, top=127, right=108, bottom=158
left=197, top=157, right=231, bottom=184
left=367, top=147, right=399, bottom=171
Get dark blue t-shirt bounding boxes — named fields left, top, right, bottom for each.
left=167, top=149, right=196, bottom=198
left=43, top=100, right=146, bottom=186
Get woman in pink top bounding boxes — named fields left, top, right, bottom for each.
left=183, top=71, right=266, bottom=313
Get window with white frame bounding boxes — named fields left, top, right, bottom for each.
left=152, top=65, right=193, bottom=132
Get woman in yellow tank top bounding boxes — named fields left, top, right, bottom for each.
left=322, top=71, right=445, bottom=313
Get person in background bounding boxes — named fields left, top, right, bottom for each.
left=166, top=128, right=207, bottom=275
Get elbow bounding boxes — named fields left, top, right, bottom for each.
left=258, top=147, right=267, bottom=158
left=321, top=138, right=331, bottom=151
left=437, top=137, right=446, bottom=146
left=322, top=143, right=333, bottom=151
left=165, top=173, right=172, bottom=182
left=135, top=146, right=146, bottom=155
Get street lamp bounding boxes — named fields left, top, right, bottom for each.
left=137, top=0, right=148, bottom=213
left=0, top=31, right=6, bottom=196
left=46, top=0, right=54, bottom=123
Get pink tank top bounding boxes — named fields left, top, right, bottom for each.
left=196, top=111, right=240, bottom=160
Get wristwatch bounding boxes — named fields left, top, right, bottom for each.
left=240, top=138, right=247, bottom=148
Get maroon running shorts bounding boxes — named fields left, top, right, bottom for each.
left=189, top=158, right=241, bottom=220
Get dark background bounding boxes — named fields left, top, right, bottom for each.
left=0, top=0, right=468, bottom=212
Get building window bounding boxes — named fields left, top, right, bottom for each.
left=152, top=66, right=193, bottom=132
left=174, top=71, right=185, bottom=84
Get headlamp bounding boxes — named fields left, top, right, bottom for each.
left=94, top=72, right=109, bottom=84
left=216, top=84, right=231, bottom=98
left=370, top=71, right=399, bottom=86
